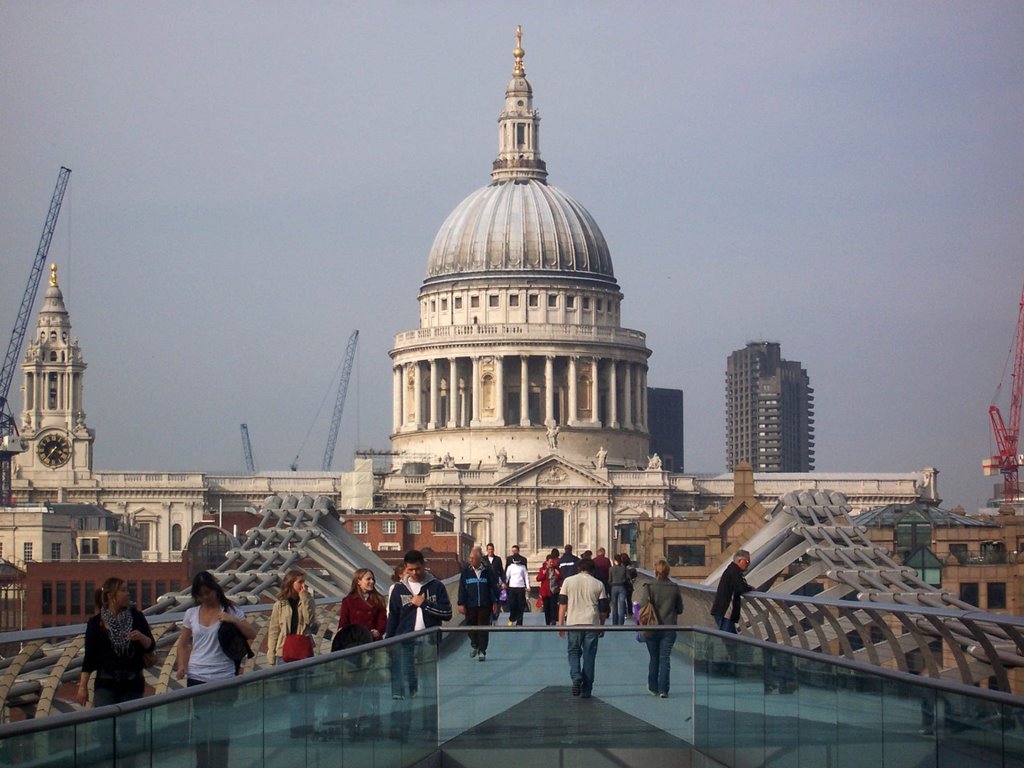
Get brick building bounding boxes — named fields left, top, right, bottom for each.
left=341, top=508, right=473, bottom=579
left=23, top=560, right=189, bottom=629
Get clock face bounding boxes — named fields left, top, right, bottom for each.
left=37, top=433, right=71, bottom=468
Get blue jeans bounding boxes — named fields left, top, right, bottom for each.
left=610, top=585, right=629, bottom=625
left=714, top=615, right=738, bottom=634
left=390, top=639, right=418, bottom=697
left=567, top=631, right=600, bottom=697
left=645, top=631, right=676, bottom=694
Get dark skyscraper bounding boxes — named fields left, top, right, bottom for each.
left=647, top=387, right=684, bottom=472
left=726, top=342, right=814, bottom=472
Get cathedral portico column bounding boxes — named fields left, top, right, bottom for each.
left=428, top=360, right=439, bottom=429
left=519, top=356, right=530, bottom=426
left=608, top=360, right=619, bottom=429
left=413, top=362, right=424, bottom=428
left=471, top=357, right=481, bottom=426
left=494, top=355, right=505, bottom=425
left=392, top=366, right=402, bottom=432
left=448, top=358, right=458, bottom=428
left=544, top=355, right=555, bottom=426
left=623, top=363, right=633, bottom=430
left=568, top=356, right=578, bottom=425
left=590, top=358, right=600, bottom=425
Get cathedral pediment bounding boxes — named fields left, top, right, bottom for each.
left=495, top=455, right=612, bottom=489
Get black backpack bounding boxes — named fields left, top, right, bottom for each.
left=217, top=621, right=254, bottom=674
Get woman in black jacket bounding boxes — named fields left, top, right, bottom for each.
left=75, top=577, right=155, bottom=707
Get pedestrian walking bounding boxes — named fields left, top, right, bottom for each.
left=266, top=569, right=317, bottom=665
left=558, top=544, right=580, bottom=582
left=504, top=545, right=529, bottom=626
left=337, top=568, right=387, bottom=644
left=608, top=554, right=630, bottom=626
left=483, top=543, right=505, bottom=623
left=557, top=558, right=609, bottom=699
left=592, top=547, right=612, bottom=588
left=76, top=577, right=155, bottom=707
left=639, top=560, right=683, bottom=698
left=536, top=553, right=561, bottom=625
left=457, top=546, right=500, bottom=660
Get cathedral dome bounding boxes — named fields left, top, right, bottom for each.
left=424, top=179, right=615, bottom=285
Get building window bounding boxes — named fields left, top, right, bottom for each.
left=171, top=524, right=182, bottom=552
left=42, top=583, right=53, bottom=615
left=85, top=581, right=95, bottom=606
left=352, top=520, right=368, bottom=535
left=959, top=582, right=979, bottom=607
left=407, top=520, right=422, bottom=534
left=470, top=296, right=480, bottom=308
left=948, top=543, right=968, bottom=564
left=596, top=299, right=604, bottom=311
left=488, top=294, right=499, bottom=308
left=547, top=294, right=558, bottom=308
left=23, top=542, right=33, bottom=563
left=454, top=297, right=463, bottom=309
left=434, top=515, right=454, bottom=533
left=528, top=294, right=539, bottom=308
left=0, top=541, right=3, bottom=557
left=667, top=544, right=706, bottom=567
left=71, top=582, right=81, bottom=615
left=566, top=295, right=575, bottom=309
left=56, top=583, right=67, bottom=615
left=441, top=298, right=448, bottom=311
left=111, top=540, right=118, bottom=556
left=540, top=508, right=564, bottom=549
left=382, top=520, right=398, bottom=535
left=988, top=582, right=1007, bottom=610
left=509, top=294, right=520, bottom=307
left=142, top=582, right=153, bottom=609
left=430, top=300, right=436, bottom=312
left=50, top=543, right=61, bottom=561
left=582, top=297, right=591, bottom=309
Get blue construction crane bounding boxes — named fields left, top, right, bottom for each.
left=0, top=167, right=71, bottom=506
left=322, top=330, right=359, bottom=471
left=240, top=423, right=257, bottom=473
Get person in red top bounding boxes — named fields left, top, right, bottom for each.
left=537, top=554, right=561, bottom=626
left=338, top=569, right=387, bottom=641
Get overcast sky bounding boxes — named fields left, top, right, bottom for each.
left=2, top=3, right=1022, bottom=511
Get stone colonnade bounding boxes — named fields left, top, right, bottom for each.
left=392, top=354, right=648, bottom=434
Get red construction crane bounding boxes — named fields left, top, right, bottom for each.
left=985, top=278, right=1024, bottom=505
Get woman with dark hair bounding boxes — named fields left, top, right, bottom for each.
left=267, top=569, right=317, bottom=665
left=175, top=571, right=256, bottom=685
left=536, top=553, right=561, bottom=625
left=75, top=577, right=155, bottom=707
left=338, top=568, right=386, bottom=643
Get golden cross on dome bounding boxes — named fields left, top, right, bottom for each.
left=50, top=263, right=58, bottom=287
left=513, top=25, right=525, bottom=76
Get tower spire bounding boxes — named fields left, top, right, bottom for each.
left=492, top=25, right=547, bottom=183
left=50, top=263, right=58, bottom=287
left=513, top=25, right=525, bottom=76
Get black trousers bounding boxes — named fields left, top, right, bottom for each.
left=464, top=606, right=493, bottom=651
left=542, top=594, right=559, bottom=625
left=507, top=588, right=526, bottom=625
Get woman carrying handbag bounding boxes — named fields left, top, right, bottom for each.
left=267, top=569, right=318, bottom=665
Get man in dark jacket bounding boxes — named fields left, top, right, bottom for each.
left=484, top=543, right=505, bottom=624
left=386, top=550, right=453, bottom=699
left=458, top=547, right=499, bottom=661
left=558, top=544, right=580, bottom=583
left=710, top=550, right=753, bottom=633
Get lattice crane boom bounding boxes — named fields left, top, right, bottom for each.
left=987, top=278, right=1024, bottom=504
left=240, top=423, right=256, bottom=473
left=321, top=330, right=359, bottom=472
left=1, top=167, right=71, bottom=507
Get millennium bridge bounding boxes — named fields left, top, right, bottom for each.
left=1, top=491, right=1021, bottom=767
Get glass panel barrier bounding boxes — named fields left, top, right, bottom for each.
left=4, top=626, right=1024, bottom=768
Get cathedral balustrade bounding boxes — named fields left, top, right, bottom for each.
left=393, top=322, right=647, bottom=350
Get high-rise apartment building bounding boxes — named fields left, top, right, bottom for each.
left=726, top=342, right=814, bottom=472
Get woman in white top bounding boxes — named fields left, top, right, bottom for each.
left=175, top=571, right=256, bottom=685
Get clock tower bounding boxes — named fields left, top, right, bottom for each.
left=15, top=264, right=95, bottom=486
